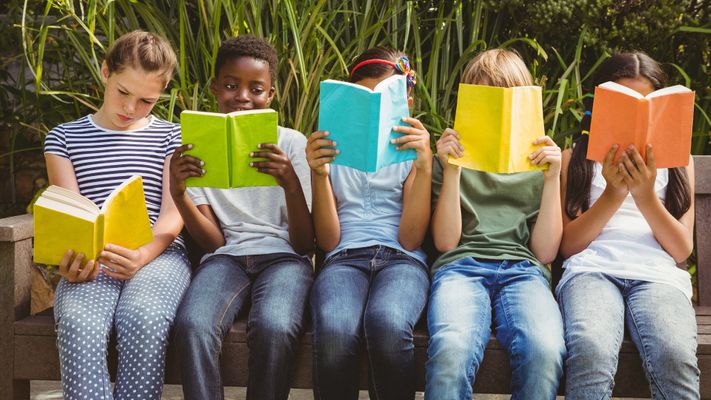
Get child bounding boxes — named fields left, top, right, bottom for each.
left=425, top=49, right=566, bottom=399
left=44, top=31, right=190, bottom=400
left=558, top=52, right=699, bottom=398
left=169, top=35, right=314, bottom=400
left=306, top=47, right=432, bottom=400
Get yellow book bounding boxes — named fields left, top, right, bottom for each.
left=451, top=84, right=545, bottom=173
left=33, top=175, right=153, bottom=265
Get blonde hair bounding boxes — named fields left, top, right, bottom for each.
left=104, top=30, right=177, bottom=85
left=461, top=49, right=533, bottom=87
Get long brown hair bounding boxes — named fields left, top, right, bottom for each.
left=565, top=52, right=691, bottom=220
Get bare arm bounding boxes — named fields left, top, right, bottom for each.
left=560, top=146, right=628, bottom=258
left=305, top=131, right=341, bottom=252
left=431, top=128, right=463, bottom=252
left=168, top=144, right=225, bottom=253
left=395, top=117, right=432, bottom=251
left=251, top=143, right=314, bottom=255
left=528, top=136, right=563, bottom=264
left=621, top=147, right=694, bottom=262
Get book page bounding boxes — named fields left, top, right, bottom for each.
left=318, top=79, right=376, bottom=171
left=508, top=86, right=546, bottom=173
left=102, top=175, right=153, bottom=251
left=588, top=85, right=643, bottom=164
left=646, top=85, right=692, bottom=99
left=647, top=90, right=695, bottom=167
left=181, top=110, right=231, bottom=188
left=229, top=109, right=279, bottom=187
left=376, top=74, right=414, bottom=171
left=43, top=185, right=99, bottom=214
left=451, top=84, right=506, bottom=172
left=598, top=81, right=644, bottom=99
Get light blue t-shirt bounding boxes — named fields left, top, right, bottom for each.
left=326, top=161, right=427, bottom=264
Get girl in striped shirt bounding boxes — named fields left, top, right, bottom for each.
left=44, top=31, right=191, bottom=400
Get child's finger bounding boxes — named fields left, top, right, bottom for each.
left=251, top=151, right=287, bottom=162
left=59, top=250, right=74, bottom=275
left=393, top=125, right=425, bottom=136
left=603, top=144, right=619, bottom=168
left=179, top=164, right=205, bottom=177
left=257, top=143, right=283, bottom=154
left=309, top=148, right=339, bottom=159
left=308, top=131, right=329, bottom=143
left=441, top=128, right=460, bottom=139
left=401, top=116, right=424, bottom=129
left=314, top=139, right=337, bottom=148
left=391, top=134, right=423, bottom=145
left=621, top=153, right=641, bottom=177
left=78, top=260, right=95, bottom=281
left=68, top=252, right=84, bottom=279
left=646, top=144, right=656, bottom=170
left=533, top=136, right=555, bottom=146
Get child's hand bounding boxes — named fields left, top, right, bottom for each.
left=305, top=131, right=339, bottom=177
left=392, top=117, right=432, bottom=171
left=250, top=143, right=301, bottom=192
left=601, top=144, right=629, bottom=199
left=169, top=144, right=204, bottom=198
left=98, top=244, right=148, bottom=280
left=530, top=136, right=561, bottom=179
left=619, top=144, right=657, bottom=201
left=58, top=250, right=99, bottom=283
left=436, top=128, right=464, bottom=169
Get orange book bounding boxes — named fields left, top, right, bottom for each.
left=587, top=81, right=695, bottom=168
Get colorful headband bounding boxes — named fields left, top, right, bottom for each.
left=349, top=56, right=417, bottom=88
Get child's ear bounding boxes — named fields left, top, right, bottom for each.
left=209, top=78, right=218, bottom=96
left=100, top=61, right=110, bottom=83
left=267, top=86, right=275, bottom=105
left=407, top=96, right=414, bottom=108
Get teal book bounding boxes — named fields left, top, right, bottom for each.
left=180, top=109, right=278, bottom=188
left=317, top=74, right=415, bottom=172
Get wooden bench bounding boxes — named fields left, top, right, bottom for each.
left=2, top=155, right=711, bottom=399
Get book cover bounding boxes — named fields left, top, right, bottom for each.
left=33, top=175, right=153, bottom=265
left=588, top=81, right=695, bottom=168
left=181, top=109, right=279, bottom=188
left=317, top=74, right=415, bottom=172
left=451, top=84, right=545, bottom=173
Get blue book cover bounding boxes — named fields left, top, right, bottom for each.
left=317, top=74, right=416, bottom=172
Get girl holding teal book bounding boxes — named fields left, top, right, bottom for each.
left=44, top=31, right=191, bottom=400
left=306, top=47, right=432, bottom=400
left=425, top=49, right=566, bottom=399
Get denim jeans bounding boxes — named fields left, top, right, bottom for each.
left=425, top=257, right=565, bottom=400
left=310, top=245, right=430, bottom=400
left=173, top=252, right=313, bottom=400
left=558, top=272, right=699, bottom=399
left=54, top=244, right=191, bottom=400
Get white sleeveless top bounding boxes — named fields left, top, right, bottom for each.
left=557, top=162, right=692, bottom=300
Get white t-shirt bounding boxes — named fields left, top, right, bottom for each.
left=557, top=162, right=692, bottom=300
left=187, top=126, right=311, bottom=259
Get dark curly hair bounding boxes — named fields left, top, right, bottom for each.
left=214, top=35, right=278, bottom=83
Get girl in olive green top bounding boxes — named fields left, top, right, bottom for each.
left=424, top=49, right=566, bottom=400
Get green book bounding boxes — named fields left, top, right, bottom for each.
left=180, top=109, right=279, bottom=188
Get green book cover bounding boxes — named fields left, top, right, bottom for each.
left=180, top=109, right=279, bottom=188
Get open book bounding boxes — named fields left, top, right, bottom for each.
left=451, top=84, right=545, bottom=173
left=588, top=81, right=695, bottom=168
left=181, top=109, right=279, bottom=188
left=33, top=175, right=153, bottom=265
left=317, top=74, right=415, bottom=172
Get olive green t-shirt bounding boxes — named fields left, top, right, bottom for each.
left=431, top=158, right=549, bottom=279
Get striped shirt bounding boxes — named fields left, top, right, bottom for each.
left=44, top=114, right=182, bottom=245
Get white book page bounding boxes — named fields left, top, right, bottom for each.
left=323, top=79, right=374, bottom=92
left=35, top=195, right=97, bottom=222
left=227, top=108, right=277, bottom=116
left=598, top=81, right=644, bottom=99
left=647, top=85, right=692, bottom=99
left=43, top=185, right=99, bottom=214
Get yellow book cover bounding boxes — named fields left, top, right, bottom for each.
left=33, top=175, right=153, bottom=265
left=451, top=84, right=545, bottom=173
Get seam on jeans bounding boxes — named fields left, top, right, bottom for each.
left=217, top=280, right=251, bottom=336
left=362, top=276, right=380, bottom=400
left=626, top=294, right=668, bottom=400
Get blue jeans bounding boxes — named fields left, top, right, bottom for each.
left=558, top=272, right=699, bottom=399
left=425, top=257, right=565, bottom=400
left=173, top=253, right=313, bottom=400
left=310, top=245, right=430, bottom=400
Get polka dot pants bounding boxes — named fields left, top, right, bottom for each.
left=54, top=244, right=191, bottom=400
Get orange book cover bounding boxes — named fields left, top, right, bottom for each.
left=587, top=81, right=695, bottom=168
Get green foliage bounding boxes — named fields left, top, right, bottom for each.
left=4, top=0, right=711, bottom=156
